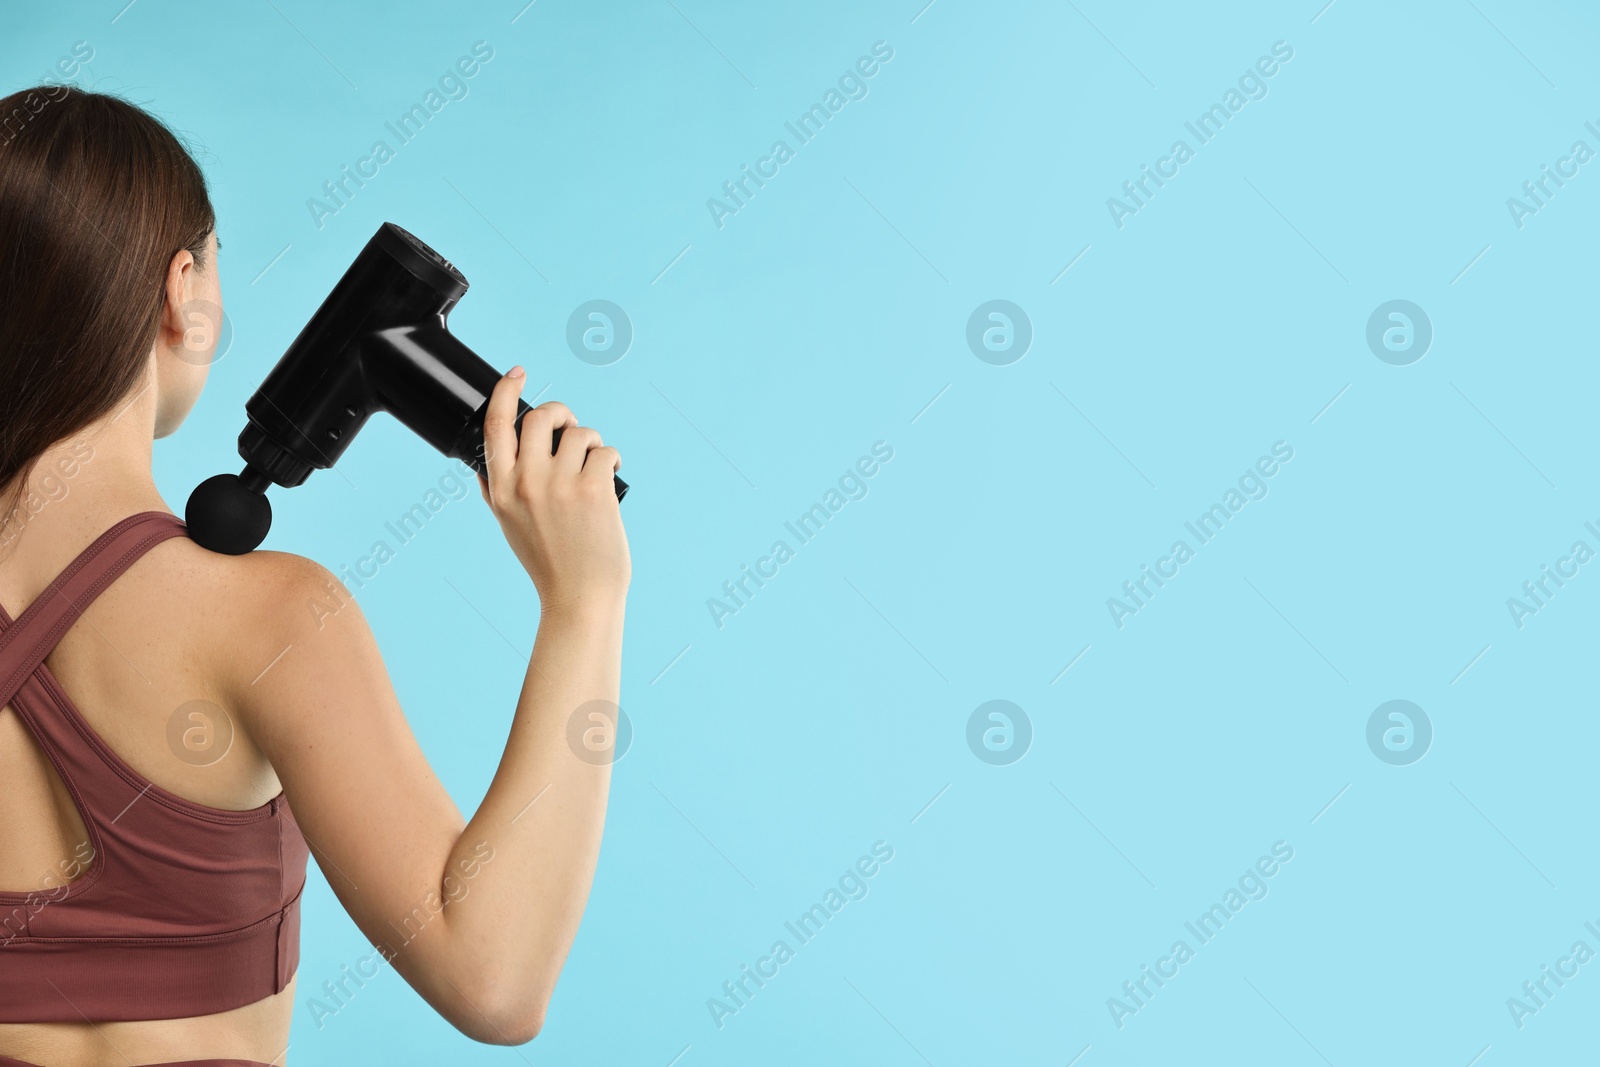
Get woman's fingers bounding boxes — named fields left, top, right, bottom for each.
left=484, top=380, right=595, bottom=502
left=480, top=368, right=526, bottom=503
left=518, top=401, right=576, bottom=462
left=583, top=446, right=622, bottom=489
left=553, top=426, right=602, bottom=477
left=509, top=401, right=576, bottom=496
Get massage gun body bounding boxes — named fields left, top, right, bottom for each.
left=239, top=223, right=530, bottom=488
left=186, top=222, right=624, bottom=555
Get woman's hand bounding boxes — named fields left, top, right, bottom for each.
left=476, top=367, right=630, bottom=613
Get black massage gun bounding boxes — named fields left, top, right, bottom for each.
left=185, top=222, right=627, bottom=555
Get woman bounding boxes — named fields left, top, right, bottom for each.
left=0, top=87, right=628, bottom=1066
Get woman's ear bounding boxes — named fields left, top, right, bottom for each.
left=154, top=247, right=197, bottom=352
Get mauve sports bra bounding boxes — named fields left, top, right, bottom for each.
left=0, top=510, right=310, bottom=1022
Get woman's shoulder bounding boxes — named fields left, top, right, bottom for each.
left=150, top=541, right=387, bottom=748
left=159, top=541, right=366, bottom=682
left=172, top=542, right=351, bottom=608
left=233, top=547, right=347, bottom=597
left=241, top=549, right=363, bottom=634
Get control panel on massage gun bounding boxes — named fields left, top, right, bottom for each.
left=184, top=222, right=627, bottom=555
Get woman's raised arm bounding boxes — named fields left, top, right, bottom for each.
left=224, top=374, right=628, bottom=1045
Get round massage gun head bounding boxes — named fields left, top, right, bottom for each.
left=184, top=466, right=273, bottom=555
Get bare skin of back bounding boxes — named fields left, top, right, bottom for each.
left=0, top=521, right=303, bottom=1065
left=0, top=235, right=629, bottom=1066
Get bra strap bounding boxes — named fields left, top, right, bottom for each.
left=0, top=511, right=189, bottom=712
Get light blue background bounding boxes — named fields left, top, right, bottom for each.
left=6, top=1, right=1599, bottom=1063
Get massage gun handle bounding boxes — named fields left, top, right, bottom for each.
left=364, top=234, right=627, bottom=501
left=515, top=402, right=629, bottom=501
left=379, top=323, right=627, bottom=502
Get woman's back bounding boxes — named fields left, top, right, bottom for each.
left=0, top=503, right=305, bottom=1066
left=0, top=512, right=288, bottom=830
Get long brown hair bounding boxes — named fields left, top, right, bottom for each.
left=0, top=86, right=215, bottom=527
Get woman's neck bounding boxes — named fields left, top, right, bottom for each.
left=0, top=368, right=167, bottom=573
